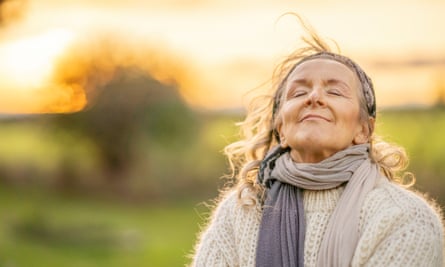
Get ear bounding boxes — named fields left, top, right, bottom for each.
left=353, top=117, right=375, bottom=144
left=275, top=118, right=289, bottom=148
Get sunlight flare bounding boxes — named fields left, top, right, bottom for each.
left=0, top=0, right=444, bottom=113
left=0, top=28, right=75, bottom=89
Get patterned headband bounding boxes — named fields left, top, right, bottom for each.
left=272, top=51, right=376, bottom=120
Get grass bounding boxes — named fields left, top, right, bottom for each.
left=376, top=107, right=445, bottom=204
left=1, top=107, right=445, bottom=266
left=0, top=187, right=211, bottom=267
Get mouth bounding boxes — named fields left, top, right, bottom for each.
left=299, top=114, right=331, bottom=122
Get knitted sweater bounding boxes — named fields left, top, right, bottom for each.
left=191, top=178, right=444, bottom=266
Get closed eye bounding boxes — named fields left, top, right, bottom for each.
left=293, top=90, right=308, bottom=97
left=287, top=79, right=311, bottom=99
left=286, top=85, right=309, bottom=99
left=327, top=88, right=343, bottom=96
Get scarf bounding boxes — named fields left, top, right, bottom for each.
left=255, top=144, right=380, bottom=267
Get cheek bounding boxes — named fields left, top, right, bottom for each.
left=339, top=109, right=363, bottom=136
left=279, top=107, right=298, bottom=133
left=276, top=108, right=298, bottom=142
left=343, top=112, right=358, bottom=126
left=280, top=101, right=300, bottom=121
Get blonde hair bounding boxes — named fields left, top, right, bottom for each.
left=223, top=18, right=413, bottom=205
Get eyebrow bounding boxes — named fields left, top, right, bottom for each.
left=286, top=78, right=353, bottom=99
left=286, top=79, right=310, bottom=98
left=325, top=79, right=351, bottom=90
left=290, top=79, right=311, bottom=87
left=289, top=78, right=351, bottom=89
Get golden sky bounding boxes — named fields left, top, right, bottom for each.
left=0, top=0, right=444, bottom=113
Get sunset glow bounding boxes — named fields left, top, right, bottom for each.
left=0, top=0, right=444, bottom=113
left=0, top=29, right=74, bottom=89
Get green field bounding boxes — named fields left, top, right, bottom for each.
left=375, top=107, right=445, bottom=202
left=0, top=187, right=210, bottom=267
left=0, top=107, right=444, bottom=267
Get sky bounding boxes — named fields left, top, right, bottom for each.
left=0, top=0, right=444, bottom=113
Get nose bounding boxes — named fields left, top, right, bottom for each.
left=304, top=88, right=325, bottom=107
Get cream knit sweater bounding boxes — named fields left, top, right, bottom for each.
left=191, top=177, right=444, bottom=267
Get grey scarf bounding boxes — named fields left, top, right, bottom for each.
left=256, top=144, right=380, bottom=267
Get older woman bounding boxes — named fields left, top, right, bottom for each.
left=190, top=30, right=444, bottom=267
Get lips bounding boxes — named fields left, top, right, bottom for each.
left=299, top=114, right=331, bottom=122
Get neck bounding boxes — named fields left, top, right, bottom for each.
left=289, top=148, right=338, bottom=163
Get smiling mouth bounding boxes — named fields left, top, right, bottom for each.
left=300, top=114, right=330, bottom=122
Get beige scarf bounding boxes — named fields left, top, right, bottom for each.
left=256, top=144, right=380, bottom=267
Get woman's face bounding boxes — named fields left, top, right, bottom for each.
left=276, top=58, right=369, bottom=163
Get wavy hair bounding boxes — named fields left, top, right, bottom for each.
left=223, top=16, right=413, bottom=206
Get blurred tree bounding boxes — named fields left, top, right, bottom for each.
left=433, top=79, right=445, bottom=108
left=0, top=0, right=27, bottom=27
left=51, top=67, right=200, bottom=186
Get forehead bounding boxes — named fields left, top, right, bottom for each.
left=287, top=58, right=359, bottom=87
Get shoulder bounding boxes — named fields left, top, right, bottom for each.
left=190, top=188, right=261, bottom=266
left=361, top=178, right=444, bottom=231
left=363, top=178, right=443, bottom=227
left=198, top=187, right=262, bottom=237
left=354, top=178, right=444, bottom=266
left=212, top=190, right=240, bottom=220
left=357, top=178, right=444, bottom=261
left=212, top=188, right=262, bottom=224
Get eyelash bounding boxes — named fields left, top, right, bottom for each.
left=293, top=90, right=307, bottom=97
left=327, top=89, right=342, bottom=96
left=291, top=89, right=343, bottom=98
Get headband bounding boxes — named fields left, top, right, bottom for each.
left=272, top=51, right=376, bottom=121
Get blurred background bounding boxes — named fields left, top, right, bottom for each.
left=0, top=0, right=444, bottom=266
